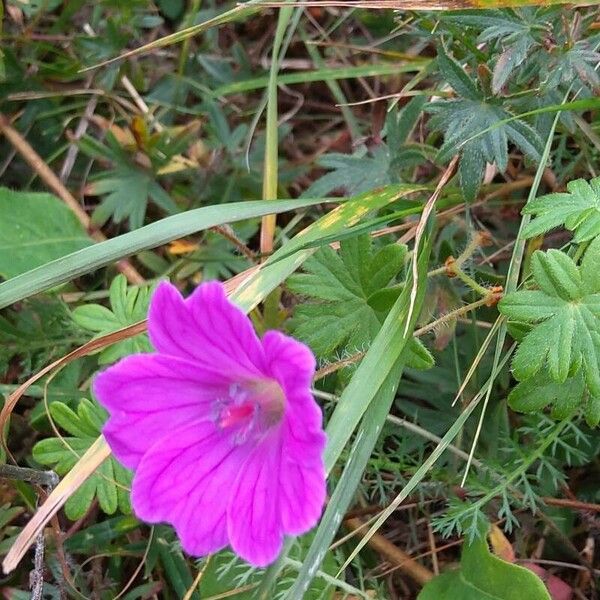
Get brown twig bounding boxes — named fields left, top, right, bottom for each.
left=542, top=497, right=600, bottom=513
left=345, top=517, right=433, bottom=585
left=0, top=113, right=144, bottom=285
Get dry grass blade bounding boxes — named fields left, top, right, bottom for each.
left=0, top=271, right=259, bottom=573
left=2, top=436, right=112, bottom=574
left=404, top=156, right=458, bottom=336
left=255, top=0, right=597, bottom=7
left=0, top=321, right=148, bottom=455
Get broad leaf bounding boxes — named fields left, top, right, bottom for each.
left=499, top=243, right=600, bottom=395
left=418, top=527, right=551, bottom=600
left=523, top=176, right=600, bottom=242
left=288, top=235, right=433, bottom=369
left=0, top=188, right=91, bottom=279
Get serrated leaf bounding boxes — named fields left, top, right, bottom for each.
left=71, top=275, right=155, bottom=363
left=300, top=146, right=392, bottom=198
left=427, top=92, right=542, bottom=201
left=418, top=527, right=551, bottom=600
left=492, top=34, right=534, bottom=94
left=288, top=235, right=409, bottom=357
left=89, top=165, right=179, bottom=231
left=523, top=177, right=600, bottom=241
left=508, top=370, right=585, bottom=415
left=459, top=141, right=486, bottom=203
left=33, top=399, right=132, bottom=519
left=436, top=47, right=479, bottom=101
left=531, top=250, right=581, bottom=301
left=500, top=247, right=600, bottom=395
left=0, top=188, right=92, bottom=279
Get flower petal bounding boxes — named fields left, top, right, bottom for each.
left=148, top=281, right=265, bottom=378
left=227, top=435, right=285, bottom=567
left=94, top=354, right=231, bottom=469
left=280, top=418, right=327, bottom=536
left=262, top=330, right=327, bottom=535
left=263, top=330, right=316, bottom=392
left=132, top=421, right=248, bottom=557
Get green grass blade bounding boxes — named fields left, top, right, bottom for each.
left=0, top=198, right=324, bottom=309
left=233, top=184, right=426, bottom=312
left=260, top=4, right=295, bottom=253
left=212, top=60, right=428, bottom=96
left=285, top=365, right=402, bottom=599
left=323, top=217, right=435, bottom=472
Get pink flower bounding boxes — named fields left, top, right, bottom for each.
left=93, top=281, right=326, bottom=567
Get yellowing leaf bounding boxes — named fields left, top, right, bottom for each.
left=169, top=239, right=201, bottom=255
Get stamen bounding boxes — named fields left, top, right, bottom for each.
left=212, top=378, right=285, bottom=443
left=218, top=402, right=254, bottom=429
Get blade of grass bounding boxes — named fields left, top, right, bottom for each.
left=260, top=3, right=295, bottom=256
left=0, top=198, right=324, bottom=310
left=212, top=61, right=428, bottom=96
left=284, top=218, right=435, bottom=597
left=336, top=345, right=515, bottom=574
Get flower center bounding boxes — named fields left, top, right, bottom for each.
left=213, top=379, right=285, bottom=444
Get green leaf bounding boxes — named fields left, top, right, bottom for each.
left=33, top=398, right=132, bottom=519
left=508, top=370, right=585, bottom=416
left=418, top=528, right=551, bottom=600
left=288, top=235, right=429, bottom=370
left=584, top=395, right=600, bottom=428
left=499, top=247, right=600, bottom=391
left=89, top=166, right=179, bottom=230
left=0, top=188, right=91, bottom=279
left=523, top=177, right=600, bottom=241
left=492, top=34, right=533, bottom=94
left=436, top=46, right=480, bottom=101
left=427, top=96, right=542, bottom=201
left=71, top=275, right=155, bottom=363
left=301, top=146, right=392, bottom=199
left=288, top=235, right=406, bottom=356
